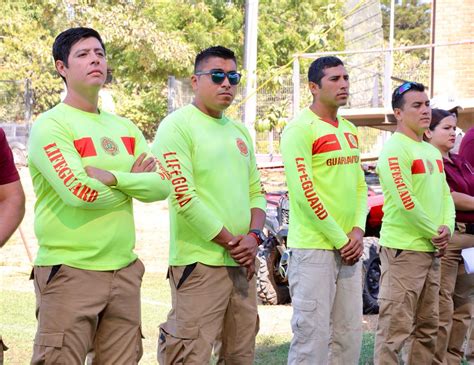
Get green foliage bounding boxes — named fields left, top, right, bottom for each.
left=392, top=39, right=430, bottom=86
left=381, top=0, right=431, bottom=59
left=256, top=140, right=281, bottom=154
left=257, top=0, right=345, bottom=71
left=1, top=0, right=347, bottom=136
left=111, top=85, right=168, bottom=140
left=255, top=101, right=289, bottom=133
left=0, top=1, right=64, bottom=116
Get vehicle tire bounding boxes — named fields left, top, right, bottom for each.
left=256, top=238, right=291, bottom=305
left=362, top=237, right=381, bottom=314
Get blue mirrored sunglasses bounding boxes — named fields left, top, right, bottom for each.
left=195, top=69, right=241, bottom=85
left=394, top=81, right=423, bottom=97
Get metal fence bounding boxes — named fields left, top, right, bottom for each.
left=167, top=44, right=434, bottom=154
left=168, top=38, right=474, bottom=155
left=0, top=79, right=33, bottom=124
left=0, top=79, right=33, bottom=166
left=295, top=45, right=432, bottom=111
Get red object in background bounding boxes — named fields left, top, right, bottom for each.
left=265, top=192, right=285, bottom=206
left=367, top=194, right=384, bottom=229
left=265, top=191, right=384, bottom=229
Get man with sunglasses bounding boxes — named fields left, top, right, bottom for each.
left=281, top=56, right=367, bottom=364
left=152, top=46, right=266, bottom=365
left=374, top=82, right=455, bottom=364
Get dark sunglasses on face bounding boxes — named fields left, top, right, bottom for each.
left=394, top=81, right=424, bottom=97
left=194, top=69, right=241, bottom=85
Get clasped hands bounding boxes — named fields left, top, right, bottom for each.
left=339, top=227, right=364, bottom=266
left=227, top=234, right=259, bottom=281
left=338, top=225, right=451, bottom=264
left=432, top=225, right=450, bottom=257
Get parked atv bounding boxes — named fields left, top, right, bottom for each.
left=256, top=191, right=290, bottom=305
left=256, top=172, right=383, bottom=314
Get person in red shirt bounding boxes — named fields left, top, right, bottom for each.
left=459, top=126, right=474, bottom=167
left=0, top=127, right=26, bottom=363
left=458, top=123, right=474, bottom=365
left=0, top=128, right=25, bottom=247
left=424, top=108, right=474, bottom=364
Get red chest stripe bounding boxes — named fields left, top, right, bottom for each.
left=312, top=134, right=341, bottom=154
left=436, top=159, right=444, bottom=173
left=121, top=137, right=136, bottom=155
left=73, top=137, right=97, bottom=157
left=411, top=159, right=426, bottom=174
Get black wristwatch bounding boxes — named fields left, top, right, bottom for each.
left=248, top=229, right=266, bottom=245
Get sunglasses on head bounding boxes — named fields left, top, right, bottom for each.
left=195, top=69, right=241, bottom=85
left=394, top=81, right=423, bottom=97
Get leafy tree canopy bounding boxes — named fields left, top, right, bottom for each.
left=381, top=0, right=431, bottom=58
left=1, top=0, right=347, bottom=138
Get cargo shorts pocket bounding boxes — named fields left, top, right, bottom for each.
left=378, top=285, right=406, bottom=303
left=32, top=332, right=65, bottom=364
left=157, top=319, right=199, bottom=365
left=291, top=298, right=317, bottom=338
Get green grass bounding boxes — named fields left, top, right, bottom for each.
left=255, top=334, right=290, bottom=365
left=1, top=270, right=378, bottom=364
left=360, top=333, right=375, bottom=365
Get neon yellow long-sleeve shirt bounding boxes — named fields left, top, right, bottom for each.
left=151, top=104, right=266, bottom=266
left=377, top=132, right=455, bottom=251
left=281, top=108, right=368, bottom=250
left=28, top=103, right=170, bottom=270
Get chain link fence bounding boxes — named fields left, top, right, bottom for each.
left=0, top=79, right=33, bottom=124
left=167, top=43, right=435, bottom=155
left=0, top=79, right=34, bottom=166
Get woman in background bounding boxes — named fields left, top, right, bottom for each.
left=425, top=108, right=474, bottom=364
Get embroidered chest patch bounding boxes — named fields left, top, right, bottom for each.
left=426, top=160, right=434, bottom=174
left=100, top=137, right=119, bottom=156
left=236, top=138, right=249, bottom=157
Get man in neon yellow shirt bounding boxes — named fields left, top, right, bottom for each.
left=281, top=56, right=367, bottom=364
left=152, top=46, right=266, bottom=365
left=374, top=82, right=455, bottom=364
left=28, top=27, right=170, bottom=364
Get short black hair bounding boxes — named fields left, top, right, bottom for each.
left=53, top=27, right=105, bottom=82
left=391, top=81, right=425, bottom=110
left=308, top=56, right=344, bottom=87
left=194, top=46, right=236, bottom=72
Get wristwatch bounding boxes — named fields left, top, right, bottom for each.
left=248, top=229, right=266, bottom=245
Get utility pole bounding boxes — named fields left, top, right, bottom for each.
left=292, top=57, right=300, bottom=118
left=243, top=0, right=259, bottom=146
left=384, top=0, right=395, bottom=110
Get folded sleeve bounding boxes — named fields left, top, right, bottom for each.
left=111, top=122, right=170, bottom=202
left=28, top=117, right=129, bottom=209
